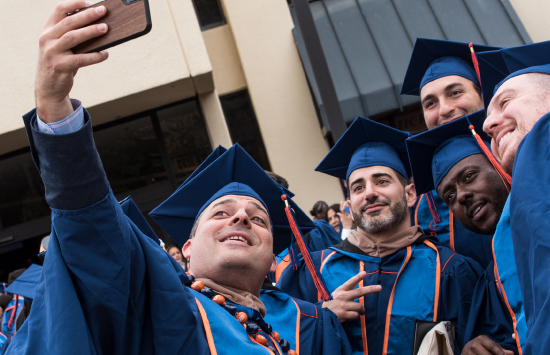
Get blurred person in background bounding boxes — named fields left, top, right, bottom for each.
left=327, top=204, right=341, bottom=234
left=310, top=201, right=329, bottom=221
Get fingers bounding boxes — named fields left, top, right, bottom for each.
left=347, top=285, right=382, bottom=300
left=48, top=5, right=108, bottom=40
left=57, top=23, right=108, bottom=53
left=44, top=0, right=92, bottom=29
left=336, top=271, right=367, bottom=291
left=54, top=51, right=109, bottom=72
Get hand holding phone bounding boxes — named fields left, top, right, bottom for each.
left=71, top=0, right=152, bottom=54
left=35, top=0, right=110, bottom=124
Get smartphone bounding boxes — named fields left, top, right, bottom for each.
left=71, top=0, right=152, bottom=54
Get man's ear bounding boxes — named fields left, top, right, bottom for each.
left=405, top=183, right=417, bottom=208
left=182, top=240, right=192, bottom=259
left=269, top=254, right=277, bottom=274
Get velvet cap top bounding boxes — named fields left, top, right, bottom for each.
left=149, top=144, right=314, bottom=254
left=406, top=110, right=490, bottom=196
left=401, top=38, right=499, bottom=96
left=316, top=116, right=410, bottom=181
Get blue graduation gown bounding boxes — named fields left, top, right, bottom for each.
left=307, top=220, right=342, bottom=252
left=1, top=297, right=23, bottom=339
left=260, top=281, right=352, bottom=354
left=414, top=190, right=494, bottom=268
left=5, top=109, right=350, bottom=355
left=277, top=238, right=483, bottom=354
left=463, top=260, right=519, bottom=354
left=509, top=111, right=550, bottom=355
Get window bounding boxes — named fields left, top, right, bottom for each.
left=192, top=0, right=226, bottom=30
left=94, top=115, right=166, bottom=195
left=220, top=90, right=271, bottom=171
left=157, top=101, right=213, bottom=183
left=0, top=97, right=213, bottom=251
left=0, top=150, right=49, bottom=230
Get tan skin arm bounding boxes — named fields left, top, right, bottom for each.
left=36, top=0, right=109, bottom=123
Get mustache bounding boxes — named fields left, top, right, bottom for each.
left=359, top=198, right=391, bottom=213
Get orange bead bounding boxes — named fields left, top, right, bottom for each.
left=255, top=334, right=267, bottom=346
left=212, top=295, right=226, bottom=305
left=287, top=350, right=297, bottom=355
left=235, top=312, right=248, bottom=324
left=191, top=281, right=204, bottom=291
left=271, top=331, right=280, bottom=342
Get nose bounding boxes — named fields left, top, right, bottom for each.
left=439, top=98, right=455, bottom=120
left=363, top=181, right=379, bottom=201
left=483, top=112, right=502, bottom=138
left=456, top=186, right=473, bottom=205
left=231, top=209, right=251, bottom=228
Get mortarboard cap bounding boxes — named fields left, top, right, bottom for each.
left=149, top=144, right=315, bottom=254
left=401, top=38, right=499, bottom=96
left=119, top=196, right=160, bottom=245
left=316, top=117, right=410, bottom=181
left=476, top=50, right=510, bottom=110
left=406, top=110, right=490, bottom=196
left=492, top=41, right=550, bottom=95
left=6, top=264, right=42, bottom=300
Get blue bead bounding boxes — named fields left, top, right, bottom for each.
left=224, top=304, right=237, bottom=316
left=201, top=287, right=214, bottom=298
left=186, top=274, right=195, bottom=283
left=279, top=339, right=290, bottom=352
left=246, top=322, right=259, bottom=334
left=264, top=323, right=273, bottom=334
left=267, top=345, right=276, bottom=352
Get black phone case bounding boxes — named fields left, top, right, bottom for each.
left=72, top=0, right=152, bottom=54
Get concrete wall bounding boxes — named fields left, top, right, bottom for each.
left=220, top=0, right=344, bottom=211
left=509, top=0, right=550, bottom=42
left=0, top=0, right=344, bottom=215
left=0, top=0, right=211, bottom=155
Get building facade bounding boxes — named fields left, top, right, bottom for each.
left=0, top=0, right=547, bottom=275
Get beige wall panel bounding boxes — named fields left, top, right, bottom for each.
left=199, top=89, right=233, bottom=149
left=222, top=0, right=344, bottom=212
left=509, top=0, right=550, bottom=42
left=203, top=25, right=247, bottom=96
left=0, top=0, right=211, bottom=148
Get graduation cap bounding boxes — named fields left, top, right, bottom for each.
left=492, top=40, right=550, bottom=95
left=476, top=50, right=510, bottom=110
left=401, top=38, right=500, bottom=96
left=119, top=196, right=160, bottom=245
left=5, top=264, right=42, bottom=300
left=406, top=110, right=489, bottom=196
left=149, top=144, right=315, bottom=255
left=316, top=116, right=411, bottom=181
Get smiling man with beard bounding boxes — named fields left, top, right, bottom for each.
left=277, top=117, right=483, bottom=355
left=407, top=111, right=519, bottom=355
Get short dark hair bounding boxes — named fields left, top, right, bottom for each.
left=310, top=201, right=328, bottom=217
left=329, top=203, right=340, bottom=214
left=473, top=83, right=482, bottom=97
left=265, top=171, right=289, bottom=189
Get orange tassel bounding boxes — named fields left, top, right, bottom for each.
left=282, top=194, right=332, bottom=301
left=469, top=42, right=482, bottom=85
left=469, top=124, right=512, bottom=192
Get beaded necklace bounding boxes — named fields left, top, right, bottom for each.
left=182, top=272, right=296, bottom=355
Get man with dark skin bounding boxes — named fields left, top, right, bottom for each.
left=407, top=112, right=516, bottom=355
left=436, top=154, right=509, bottom=236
